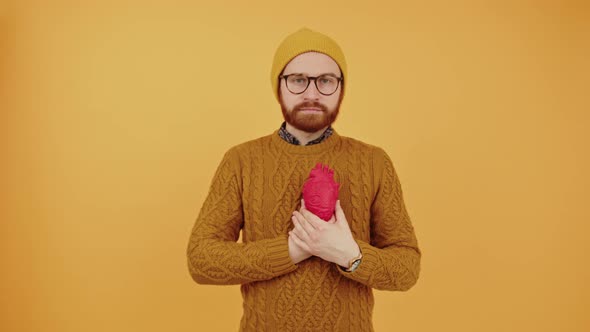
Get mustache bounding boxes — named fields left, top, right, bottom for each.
left=293, top=101, right=328, bottom=112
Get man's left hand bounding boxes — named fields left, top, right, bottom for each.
left=289, top=199, right=360, bottom=268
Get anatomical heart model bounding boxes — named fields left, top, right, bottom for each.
left=301, top=163, right=340, bottom=221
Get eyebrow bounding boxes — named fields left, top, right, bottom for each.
left=284, top=72, right=340, bottom=77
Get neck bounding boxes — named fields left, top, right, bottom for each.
left=285, top=122, right=328, bottom=146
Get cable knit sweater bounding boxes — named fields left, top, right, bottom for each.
left=186, top=128, right=421, bottom=332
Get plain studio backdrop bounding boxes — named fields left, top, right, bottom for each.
left=1, top=1, right=588, bottom=331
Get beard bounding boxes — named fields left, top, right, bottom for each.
left=279, top=94, right=343, bottom=133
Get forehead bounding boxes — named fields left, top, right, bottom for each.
left=283, top=51, right=341, bottom=76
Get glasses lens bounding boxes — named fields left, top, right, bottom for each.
left=286, top=75, right=308, bottom=94
left=317, top=75, right=339, bottom=95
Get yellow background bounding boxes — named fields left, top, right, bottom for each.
left=1, top=0, right=589, bottom=331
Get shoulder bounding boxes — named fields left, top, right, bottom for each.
left=234, top=132, right=272, bottom=149
left=336, top=133, right=385, bottom=157
left=336, top=133, right=397, bottom=176
left=220, top=132, right=274, bottom=163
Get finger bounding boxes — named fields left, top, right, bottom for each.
left=301, top=199, right=306, bottom=210
left=289, top=230, right=312, bottom=253
left=293, top=212, right=316, bottom=236
left=328, top=215, right=336, bottom=224
left=297, top=210, right=324, bottom=230
left=292, top=215, right=313, bottom=241
left=293, top=210, right=309, bottom=228
left=335, top=200, right=345, bottom=221
left=300, top=209, right=325, bottom=229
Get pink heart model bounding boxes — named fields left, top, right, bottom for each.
left=302, top=163, right=340, bottom=221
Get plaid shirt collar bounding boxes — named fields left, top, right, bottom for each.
left=278, top=121, right=333, bottom=146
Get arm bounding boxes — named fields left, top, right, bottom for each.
left=186, top=147, right=298, bottom=285
left=337, top=147, right=422, bottom=291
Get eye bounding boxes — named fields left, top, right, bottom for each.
left=319, top=76, right=336, bottom=85
left=288, top=75, right=307, bottom=85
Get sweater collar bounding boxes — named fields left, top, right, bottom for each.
left=271, top=125, right=341, bottom=155
left=278, top=121, right=334, bottom=146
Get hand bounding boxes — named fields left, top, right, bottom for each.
left=289, top=199, right=360, bottom=268
left=288, top=232, right=312, bottom=264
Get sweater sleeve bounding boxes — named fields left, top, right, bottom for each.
left=337, top=147, right=422, bottom=291
left=186, top=147, right=298, bottom=286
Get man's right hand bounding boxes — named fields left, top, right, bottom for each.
left=288, top=232, right=312, bottom=264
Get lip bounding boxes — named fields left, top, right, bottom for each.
left=300, top=108, right=322, bottom=112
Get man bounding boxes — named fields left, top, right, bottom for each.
left=186, top=27, right=421, bottom=332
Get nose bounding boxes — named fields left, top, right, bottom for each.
left=303, top=79, right=321, bottom=100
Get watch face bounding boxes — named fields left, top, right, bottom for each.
left=350, top=259, right=361, bottom=271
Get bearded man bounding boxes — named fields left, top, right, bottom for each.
left=187, top=27, right=422, bottom=332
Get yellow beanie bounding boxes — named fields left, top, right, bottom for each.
left=270, top=27, right=347, bottom=103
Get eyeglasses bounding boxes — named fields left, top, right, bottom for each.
left=279, top=73, right=343, bottom=96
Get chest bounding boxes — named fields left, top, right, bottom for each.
left=240, top=153, right=375, bottom=242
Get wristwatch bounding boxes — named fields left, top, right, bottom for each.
left=340, top=250, right=363, bottom=272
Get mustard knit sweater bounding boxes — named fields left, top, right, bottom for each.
left=186, top=128, right=421, bottom=332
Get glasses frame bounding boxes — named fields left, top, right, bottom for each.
left=279, top=73, right=343, bottom=96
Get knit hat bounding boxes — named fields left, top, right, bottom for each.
left=270, top=27, right=347, bottom=103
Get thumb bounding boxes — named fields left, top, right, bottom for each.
left=328, top=215, right=336, bottom=224
left=335, top=200, right=345, bottom=221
